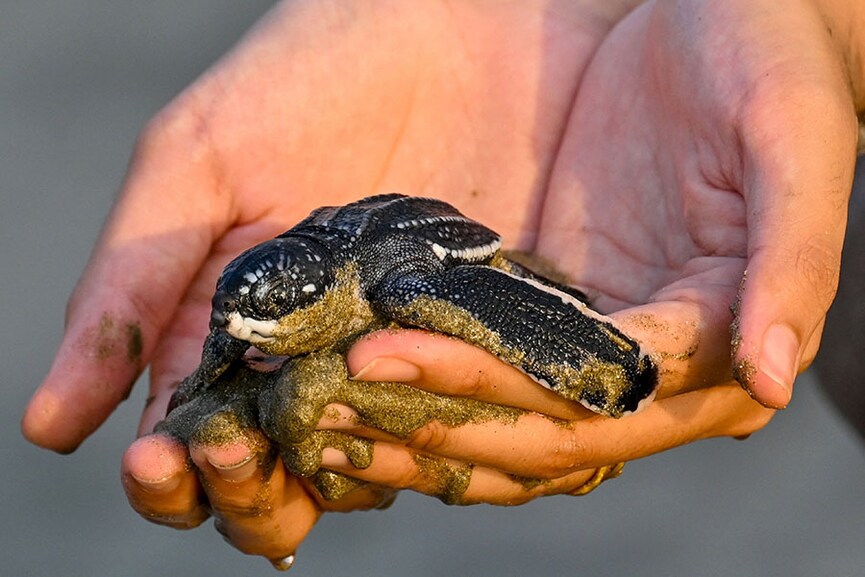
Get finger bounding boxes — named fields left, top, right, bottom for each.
left=555, top=383, right=775, bottom=467
left=319, top=442, right=608, bottom=506
left=137, top=290, right=215, bottom=437
left=461, top=465, right=617, bottom=505
left=346, top=330, right=592, bottom=420
left=186, top=412, right=393, bottom=565
left=316, top=403, right=408, bottom=443
left=121, top=435, right=209, bottom=529
left=188, top=439, right=320, bottom=566
left=308, top=478, right=399, bottom=513
left=22, top=103, right=232, bottom=453
left=611, top=255, right=746, bottom=398
left=733, top=77, right=858, bottom=408
left=139, top=381, right=184, bottom=439
left=324, top=382, right=773, bottom=477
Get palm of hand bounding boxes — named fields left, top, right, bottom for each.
left=539, top=0, right=855, bottom=400
left=149, top=0, right=807, bottom=447
left=143, top=1, right=623, bottom=427
left=538, top=3, right=754, bottom=392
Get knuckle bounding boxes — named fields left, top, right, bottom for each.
left=407, top=420, right=451, bottom=455
left=392, top=462, right=424, bottom=491
left=535, top=432, right=591, bottom=479
left=134, top=92, right=215, bottom=165
left=793, top=239, right=841, bottom=309
left=459, top=367, right=488, bottom=398
left=448, top=359, right=493, bottom=398
left=123, top=289, right=162, bottom=339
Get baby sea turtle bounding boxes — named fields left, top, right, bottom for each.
left=169, top=194, right=657, bottom=417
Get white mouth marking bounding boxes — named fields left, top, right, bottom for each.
left=224, top=311, right=278, bottom=344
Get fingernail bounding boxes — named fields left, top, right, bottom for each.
left=131, top=472, right=182, bottom=494
left=350, top=357, right=421, bottom=382
left=758, top=324, right=799, bottom=406
left=209, top=453, right=257, bottom=483
left=320, top=448, right=352, bottom=468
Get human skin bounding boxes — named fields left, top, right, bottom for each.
left=22, top=0, right=864, bottom=565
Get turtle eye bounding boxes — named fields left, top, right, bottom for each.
left=254, top=281, right=293, bottom=318
left=269, top=286, right=289, bottom=309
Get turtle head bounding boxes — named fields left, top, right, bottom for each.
left=209, top=237, right=332, bottom=345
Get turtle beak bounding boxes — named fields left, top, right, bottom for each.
left=210, top=290, right=235, bottom=329
left=210, top=308, right=227, bottom=328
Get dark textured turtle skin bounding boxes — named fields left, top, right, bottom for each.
left=169, top=194, right=657, bottom=417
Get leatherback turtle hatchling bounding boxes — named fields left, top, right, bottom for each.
left=169, top=194, right=657, bottom=417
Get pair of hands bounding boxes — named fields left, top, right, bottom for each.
left=22, top=0, right=861, bottom=566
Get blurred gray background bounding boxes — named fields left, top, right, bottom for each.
left=3, top=2, right=864, bottom=576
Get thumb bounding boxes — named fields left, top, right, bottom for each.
left=21, top=109, right=230, bottom=452
left=732, top=84, right=858, bottom=409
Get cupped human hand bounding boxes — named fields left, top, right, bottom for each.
left=22, top=0, right=863, bottom=559
left=22, top=0, right=645, bottom=563
left=544, top=0, right=860, bottom=411
left=120, top=432, right=395, bottom=568
left=304, top=329, right=769, bottom=505
left=311, top=0, right=862, bottom=503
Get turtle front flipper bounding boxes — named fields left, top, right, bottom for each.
left=166, top=328, right=250, bottom=413
left=493, top=255, right=592, bottom=305
left=371, top=266, right=657, bottom=417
